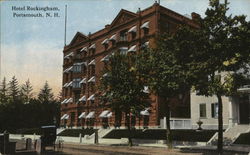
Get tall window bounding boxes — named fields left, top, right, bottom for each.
left=211, top=103, right=218, bottom=118
left=199, top=103, right=206, bottom=118
left=120, top=30, right=128, bottom=41
left=74, top=92, right=80, bottom=103
left=73, top=78, right=81, bottom=88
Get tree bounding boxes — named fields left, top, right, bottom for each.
left=8, top=76, right=20, bottom=102
left=20, top=79, right=33, bottom=104
left=0, top=77, right=8, bottom=104
left=38, top=81, right=54, bottom=103
left=137, top=23, right=209, bottom=148
left=100, top=52, right=150, bottom=146
left=192, top=0, right=250, bottom=154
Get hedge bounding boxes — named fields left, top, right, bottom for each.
left=103, top=129, right=217, bottom=142
left=57, top=129, right=97, bottom=137
left=234, top=132, right=250, bottom=145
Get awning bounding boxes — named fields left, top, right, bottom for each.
left=67, top=81, right=73, bottom=87
left=101, top=55, right=110, bottom=62
left=63, top=83, right=68, bottom=87
left=88, top=59, right=95, bottom=66
left=102, top=73, right=108, bottom=77
left=88, top=76, right=95, bottom=83
left=61, top=99, right=68, bottom=104
left=107, top=112, right=112, bottom=118
left=119, top=47, right=128, bottom=50
left=79, top=96, right=86, bottom=102
left=63, top=66, right=73, bottom=73
left=128, top=26, right=137, bottom=33
left=109, top=34, right=116, bottom=41
left=142, top=41, right=149, bottom=48
left=143, top=86, right=149, bottom=93
left=99, top=110, right=109, bottom=118
left=80, top=78, right=86, bottom=84
left=61, top=114, right=67, bottom=120
left=86, top=111, right=95, bottom=118
left=101, top=39, right=109, bottom=45
left=87, top=94, right=95, bottom=101
left=140, top=21, right=149, bottom=29
left=66, top=98, right=73, bottom=103
left=89, top=44, right=96, bottom=49
left=119, top=47, right=128, bottom=54
left=64, top=52, right=74, bottom=59
left=80, top=47, right=87, bottom=52
left=128, top=45, right=136, bottom=52
left=140, top=109, right=150, bottom=116
left=78, top=112, right=86, bottom=119
left=74, top=62, right=87, bottom=66
left=64, top=114, right=69, bottom=120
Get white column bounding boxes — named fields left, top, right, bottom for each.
left=228, top=100, right=233, bottom=128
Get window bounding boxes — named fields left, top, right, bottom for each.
left=119, top=47, right=128, bottom=55
left=74, top=92, right=80, bottom=104
left=199, top=104, right=206, bottom=118
left=73, top=78, right=81, bottom=88
left=131, top=32, right=136, bottom=40
left=70, top=112, right=75, bottom=126
left=120, top=30, right=128, bottom=41
left=211, top=103, right=218, bottom=118
left=73, top=64, right=82, bottom=73
left=143, top=28, right=149, bottom=35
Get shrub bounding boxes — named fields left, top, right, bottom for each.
left=103, top=129, right=217, bottom=142
left=58, top=129, right=97, bottom=137
left=234, top=132, right=250, bottom=145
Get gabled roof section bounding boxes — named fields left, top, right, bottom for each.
left=69, top=32, right=88, bottom=47
left=110, top=9, right=138, bottom=28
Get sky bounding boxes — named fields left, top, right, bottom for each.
left=1, top=0, right=250, bottom=96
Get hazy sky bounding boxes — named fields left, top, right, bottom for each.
left=1, top=0, right=250, bottom=96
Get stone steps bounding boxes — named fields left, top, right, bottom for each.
left=208, top=125, right=250, bottom=145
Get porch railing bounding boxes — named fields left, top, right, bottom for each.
left=160, top=118, right=192, bottom=129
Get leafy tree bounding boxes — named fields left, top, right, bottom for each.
left=191, top=0, right=250, bottom=154
left=0, top=77, right=9, bottom=104
left=137, top=24, right=209, bottom=148
left=38, top=81, right=54, bottom=103
left=8, top=76, right=20, bottom=102
left=100, top=52, right=150, bottom=146
left=20, top=79, right=33, bottom=104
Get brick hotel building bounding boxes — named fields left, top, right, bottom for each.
left=60, top=2, right=200, bottom=128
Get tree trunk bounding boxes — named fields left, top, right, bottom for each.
left=165, top=100, right=172, bottom=149
left=126, top=112, right=133, bottom=146
left=217, top=94, right=223, bottom=154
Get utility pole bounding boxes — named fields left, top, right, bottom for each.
left=64, top=5, right=67, bottom=46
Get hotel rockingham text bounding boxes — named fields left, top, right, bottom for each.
left=12, top=6, right=61, bottom=18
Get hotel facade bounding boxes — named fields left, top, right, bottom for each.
left=60, top=3, right=201, bottom=129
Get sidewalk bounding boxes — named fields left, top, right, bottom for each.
left=177, top=145, right=250, bottom=155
